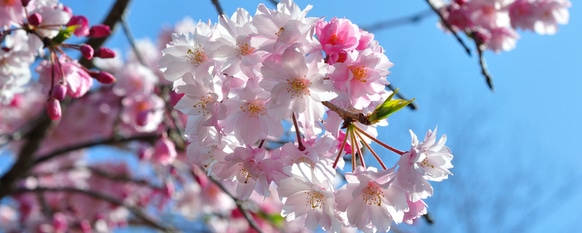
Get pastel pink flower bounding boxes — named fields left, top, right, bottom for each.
left=315, top=17, right=361, bottom=64
left=395, top=128, right=453, bottom=202
left=335, top=167, right=408, bottom=233
left=277, top=162, right=343, bottom=232
left=260, top=45, right=337, bottom=123
left=152, top=137, right=178, bottom=166
left=508, top=0, right=571, bottom=35
left=37, top=59, right=93, bottom=98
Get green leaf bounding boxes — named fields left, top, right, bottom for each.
left=368, top=89, right=415, bottom=124
left=51, top=25, right=78, bottom=45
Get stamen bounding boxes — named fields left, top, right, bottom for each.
left=362, top=185, right=384, bottom=206
left=304, top=190, right=324, bottom=209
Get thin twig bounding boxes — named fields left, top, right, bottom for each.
left=472, top=37, right=495, bottom=91
left=363, top=9, right=434, bottom=32
left=424, top=0, right=472, bottom=56
left=267, top=0, right=279, bottom=6
left=13, top=187, right=177, bottom=233
left=120, top=14, right=146, bottom=66
left=211, top=0, right=225, bottom=16
left=207, top=175, right=265, bottom=233
left=32, top=133, right=160, bottom=167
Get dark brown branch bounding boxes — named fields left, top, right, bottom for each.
left=0, top=115, right=53, bottom=199
left=32, top=133, right=160, bottom=167
left=207, top=174, right=265, bottom=233
left=363, top=9, right=434, bottom=32
left=321, top=101, right=371, bottom=126
left=120, top=15, right=146, bottom=66
left=13, top=187, right=177, bottom=233
left=425, top=0, right=472, bottom=56
left=471, top=36, right=495, bottom=91
left=79, top=0, right=132, bottom=69
left=211, top=0, right=225, bottom=16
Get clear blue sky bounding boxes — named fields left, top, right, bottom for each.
left=57, top=1, right=582, bottom=232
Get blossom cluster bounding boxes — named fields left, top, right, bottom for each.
left=436, top=0, right=571, bottom=52
left=0, top=0, right=115, bottom=117
left=161, top=0, right=454, bottom=232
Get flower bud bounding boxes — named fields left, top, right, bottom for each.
left=94, top=47, right=116, bottom=58
left=136, top=111, right=149, bottom=126
left=46, top=98, right=62, bottom=120
left=51, top=84, right=67, bottom=100
left=67, top=16, right=89, bottom=37
left=21, top=0, right=31, bottom=7
left=153, top=137, right=177, bottom=166
left=79, top=44, right=94, bottom=60
left=96, top=71, right=116, bottom=84
left=89, top=24, right=111, bottom=38
left=27, top=13, right=42, bottom=27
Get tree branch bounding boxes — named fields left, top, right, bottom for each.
left=362, top=9, right=434, bottom=32
left=32, top=133, right=161, bottom=167
left=207, top=174, right=265, bottom=233
left=79, top=0, right=132, bottom=69
left=424, top=0, right=472, bottom=56
left=13, top=186, right=177, bottom=233
left=211, top=0, right=225, bottom=16
left=321, top=101, right=371, bottom=126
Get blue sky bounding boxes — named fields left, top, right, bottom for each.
left=53, top=0, right=582, bottom=232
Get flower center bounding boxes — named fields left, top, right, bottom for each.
left=362, top=184, right=384, bottom=206
left=240, top=102, right=266, bottom=118
left=1, top=0, right=16, bottom=6
left=193, top=95, right=213, bottom=116
left=237, top=42, right=255, bottom=56
left=276, top=27, right=285, bottom=37
left=186, top=46, right=208, bottom=65
left=305, top=190, right=324, bottom=209
left=349, top=66, right=368, bottom=82
left=328, top=34, right=343, bottom=45
left=286, top=77, right=310, bottom=98
left=419, top=158, right=435, bottom=169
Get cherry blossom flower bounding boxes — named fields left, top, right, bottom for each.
left=277, top=162, right=343, bottom=232
left=396, top=128, right=454, bottom=201
left=335, top=166, right=408, bottom=233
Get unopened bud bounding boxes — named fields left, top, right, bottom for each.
left=136, top=111, right=149, bottom=126
left=67, top=16, right=89, bottom=37
left=94, top=47, right=116, bottom=58
left=46, top=98, right=62, bottom=120
left=79, top=44, right=94, bottom=60
left=89, top=24, right=111, bottom=38
left=27, top=13, right=42, bottom=27
left=96, top=71, right=116, bottom=84
left=21, top=0, right=31, bottom=7
left=51, top=84, right=67, bottom=100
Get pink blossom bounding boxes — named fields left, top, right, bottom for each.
left=315, top=17, right=361, bottom=64
left=152, top=137, right=178, bottom=165
left=277, top=162, right=343, bottom=232
left=396, top=128, right=453, bottom=201
left=37, top=59, right=93, bottom=98
left=260, top=45, right=336, bottom=122
left=335, top=167, right=408, bottom=233
left=508, top=0, right=571, bottom=35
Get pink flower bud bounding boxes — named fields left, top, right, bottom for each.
left=153, top=137, right=177, bottom=166
left=94, top=47, right=116, bottom=58
left=95, top=71, right=116, bottom=84
left=46, top=98, right=62, bottom=120
left=89, top=24, right=111, bottom=38
left=27, top=13, right=42, bottom=27
left=136, top=110, right=149, bottom=126
left=51, top=84, right=67, bottom=100
left=79, top=220, right=92, bottom=233
left=52, top=212, right=68, bottom=233
left=138, top=146, right=152, bottom=161
left=21, top=0, right=31, bottom=7
left=67, top=16, right=89, bottom=37
left=79, top=44, right=94, bottom=59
